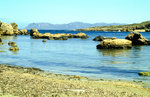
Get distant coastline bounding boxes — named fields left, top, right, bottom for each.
left=77, top=21, right=150, bottom=32
left=25, top=22, right=125, bottom=30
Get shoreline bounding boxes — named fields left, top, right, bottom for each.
left=0, top=64, right=150, bottom=97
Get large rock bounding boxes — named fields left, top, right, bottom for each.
left=93, top=35, right=116, bottom=41
left=10, top=23, right=19, bottom=35
left=30, top=29, right=39, bottom=36
left=125, top=32, right=150, bottom=45
left=97, top=39, right=132, bottom=49
left=0, top=22, right=14, bottom=35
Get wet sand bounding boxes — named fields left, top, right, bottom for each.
left=0, top=64, right=150, bottom=97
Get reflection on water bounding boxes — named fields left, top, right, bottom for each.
left=97, top=49, right=131, bottom=57
left=1, top=36, right=17, bottom=40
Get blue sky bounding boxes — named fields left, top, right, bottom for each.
left=1, top=0, right=150, bottom=28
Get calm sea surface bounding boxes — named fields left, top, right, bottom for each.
left=0, top=30, right=150, bottom=82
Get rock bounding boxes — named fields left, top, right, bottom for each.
left=9, top=46, right=19, bottom=51
left=42, top=40, right=46, bottom=42
left=138, top=71, right=150, bottom=76
left=61, top=36, right=68, bottom=40
left=73, top=32, right=89, bottom=39
left=30, top=29, right=39, bottom=36
left=8, top=41, right=17, bottom=47
left=0, top=37, right=2, bottom=42
left=10, top=23, right=19, bottom=35
left=0, top=22, right=14, bottom=35
left=9, top=41, right=19, bottom=52
left=19, top=29, right=28, bottom=35
left=125, top=32, right=150, bottom=45
left=93, top=35, right=116, bottom=41
left=97, top=39, right=132, bottom=49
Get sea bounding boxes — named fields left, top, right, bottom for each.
left=0, top=30, right=150, bottom=82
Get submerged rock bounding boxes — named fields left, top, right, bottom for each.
left=97, top=39, right=132, bottom=49
left=93, top=35, right=116, bottom=41
left=138, top=71, right=150, bottom=76
left=42, top=40, right=46, bottom=42
left=8, top=41, right=17, bottom=47
left=125, top=32, right=150, bottom=45
left=8, top=41, right=19, bottom=52
left=9, top=46, right=19, bottom=51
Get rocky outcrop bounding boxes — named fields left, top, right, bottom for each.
left=125, top=32, right=150, bottom=45
left=138, top=71, right=150, bottom=76
left=10, top=23, right=19, bottom=35
left=19, top=29, right=28, bottom=35
left=0, top=22, right=19, bottom=35
left=97, top=39, right=132, bottom=49
left=0, top=22, right=14, bottom=35
left=30, top=29, right=89, bottom=40
left=93, top=35, right=116, bottom=41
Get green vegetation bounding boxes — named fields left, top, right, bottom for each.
left=139, top=71, right=150, bottom=76
left=77, top=21, right=150, bottom=32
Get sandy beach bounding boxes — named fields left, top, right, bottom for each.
left=0, top=64, right=150, bottom=97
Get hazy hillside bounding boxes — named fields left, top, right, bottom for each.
left=77, top=21, right=150, bottom=32
left=25, top=22, right=125, bottom=30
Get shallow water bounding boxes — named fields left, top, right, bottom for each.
left=0, top=30, right=150, bottom=82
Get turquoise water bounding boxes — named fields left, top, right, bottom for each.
left=0, top=30, right=150, bottom=82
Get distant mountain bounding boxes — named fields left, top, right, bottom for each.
left=25, top=22, right=125, bottom=30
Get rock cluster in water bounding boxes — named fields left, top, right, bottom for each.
left=30, top=29, right=89, bottom=40
left=0, top=21, right=29, bottom=35
left=96, top=32, right=150, bottom=49
left=8, top=41, right=19, bottom=52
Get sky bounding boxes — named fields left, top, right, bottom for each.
left=0, top=0, right=150, bottom=28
